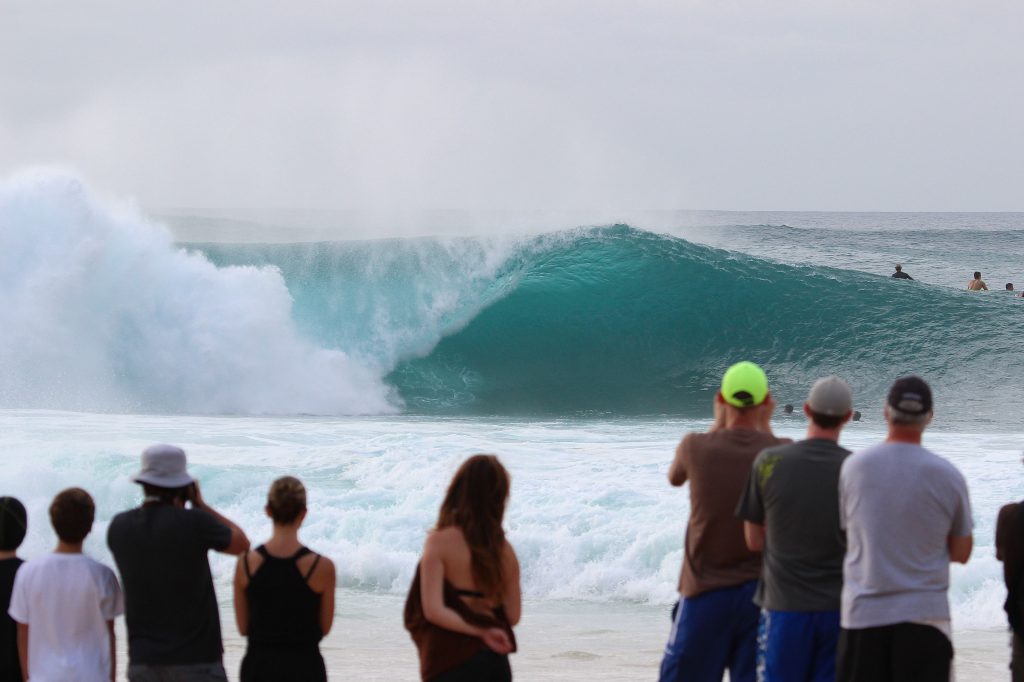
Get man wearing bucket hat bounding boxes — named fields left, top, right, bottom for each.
left=659, top=361, right=789, bottom=682
left=737, top=376, right=855, bottom=682
left=108, top=444, right=249, bottom=682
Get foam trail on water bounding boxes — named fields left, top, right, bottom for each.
left=0, top=168, right=395, bottom=414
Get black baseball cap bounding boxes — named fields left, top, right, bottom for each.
left=887, top=376, right=933, bottom=416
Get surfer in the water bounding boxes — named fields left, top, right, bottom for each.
left=891, top=264, right=913, bottom=280
left=968, top=272, right=989, bottom=291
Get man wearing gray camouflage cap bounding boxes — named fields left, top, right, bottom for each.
left=737, top=376, right=855, bottom=682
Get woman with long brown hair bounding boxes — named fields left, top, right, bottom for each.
left=405, top=454, right=522, bottom=681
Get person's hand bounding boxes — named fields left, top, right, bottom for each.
left=187, top=481, right=206, bottom=509
left=480, top=627, right=513, bottom=654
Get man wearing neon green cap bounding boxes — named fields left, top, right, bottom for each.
left=660, top=361, right=789, bottom=682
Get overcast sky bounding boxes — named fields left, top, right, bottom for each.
left=1, top=1, right=1022, bottom=213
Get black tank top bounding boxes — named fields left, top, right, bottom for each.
left=245, top=546, right=323, bottom=646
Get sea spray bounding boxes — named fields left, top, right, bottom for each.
left=0, top=168, right=395, bottom=414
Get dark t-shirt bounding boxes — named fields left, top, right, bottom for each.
left=891, top=271, right=913, bottom=279
left=674, top=428, right=790, bottom=597
left=997, top=502, right=1024, bottom=635
left=0, top=557, right=23, bottom=681
left=737, top=438, right=851, bottom=611
left=107, top=505, right=231, bottom=665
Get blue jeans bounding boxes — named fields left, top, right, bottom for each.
left=757, top=609, right=840, bottom=682
left=658, top=581, right=759, bottom=682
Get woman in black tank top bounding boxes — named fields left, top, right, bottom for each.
left=234, top=477, right=336, bottom=682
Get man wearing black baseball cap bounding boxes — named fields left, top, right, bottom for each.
left=836, top=377, right=973, bottom=682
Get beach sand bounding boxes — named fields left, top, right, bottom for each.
left=114, top=593, right=1011, bottom=680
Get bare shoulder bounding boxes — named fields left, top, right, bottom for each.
left=426, top=526, right=464, bottom=548
left=501, top=540, right=519, bottom=568
left=244, top=549, right=264, bottom=573
left=302, top=552, right=335, bottom=591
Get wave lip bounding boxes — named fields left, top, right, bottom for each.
left=387, top=225, right=1024, bottom=422
left=0, top=168, right=395, bottom=415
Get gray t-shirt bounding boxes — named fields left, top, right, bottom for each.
left=839, top=441, right=973, bottom=629
left=736, top=438, right=851, bottom=611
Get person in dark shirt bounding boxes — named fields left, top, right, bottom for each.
left=891, top=264, right=913, bottom=280
left=0, top=496, right=27, bottom=682
left=997, top=498, right=1024, bottom=681
left=108, top=444, right=249, bottom=682
left=233, top=477, right=336, bottom=682
left=737, top=376, right=854, bottom=682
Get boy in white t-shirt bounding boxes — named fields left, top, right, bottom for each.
left=8, top=488, right=124, bottom=682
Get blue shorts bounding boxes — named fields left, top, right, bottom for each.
left=758, top=609, right=840, bottom=682
left=658, top=580, right=759, bottom=682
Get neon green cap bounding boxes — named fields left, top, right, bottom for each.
left=720, top=361, right=769, bottom=408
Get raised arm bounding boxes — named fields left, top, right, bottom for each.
left=668, top=438, right=688, bottom=487
left=191, top=482, right=250, bottom=555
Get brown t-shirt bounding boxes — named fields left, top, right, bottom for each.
left=675, top=428, right=789, bottom=597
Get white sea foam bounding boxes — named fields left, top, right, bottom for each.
left=0, top=168, right=394, bottom=415
left=2, top=410, right=1016, bottom=632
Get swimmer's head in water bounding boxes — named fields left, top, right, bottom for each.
left=720, top=361, right=769, bottom=408
left=975, top=271, right=982, bottom=279
left=1008, top=283, right=1014, bottom=291
left=783, top=404, right=794, bottom=414
left=853, top=411, right=862, bottom=421
left=895, top=264, right=903, bottom=271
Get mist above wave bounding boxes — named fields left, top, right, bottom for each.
left=0, top=168, right=395, bottom=415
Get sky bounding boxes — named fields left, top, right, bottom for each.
left=1, top=1, right=1022, bottom=214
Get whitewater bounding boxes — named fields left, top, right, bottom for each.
left=2, top=169, right=1023, bottom=679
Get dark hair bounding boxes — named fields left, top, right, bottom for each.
left=50, top=488, right=95, bottom=544
left=0, top=497, right=27, bottom=551
left=142, top=483, right=190, bottom=504
left=1007, top=283, right=1014, bottom=290
left=267, top=476, right=307, bottom=524
left=975, top=271, right=982, bottom=279
left=808, top=410, right=845, bottom=429
left=436, top=455, right=510, bottom=598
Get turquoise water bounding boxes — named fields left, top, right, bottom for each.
left=199, top=224, right=1024, bottom=427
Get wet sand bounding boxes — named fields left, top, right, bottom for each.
left=115, top=593, right=1012, bottom=680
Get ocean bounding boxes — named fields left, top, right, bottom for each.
left=2, top=169, right=1022, bottom=679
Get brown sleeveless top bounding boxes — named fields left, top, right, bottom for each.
left=403, top=563, right=517, bottom=681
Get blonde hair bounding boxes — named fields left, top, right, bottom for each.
left=267, top=476, right=307, bottom=524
